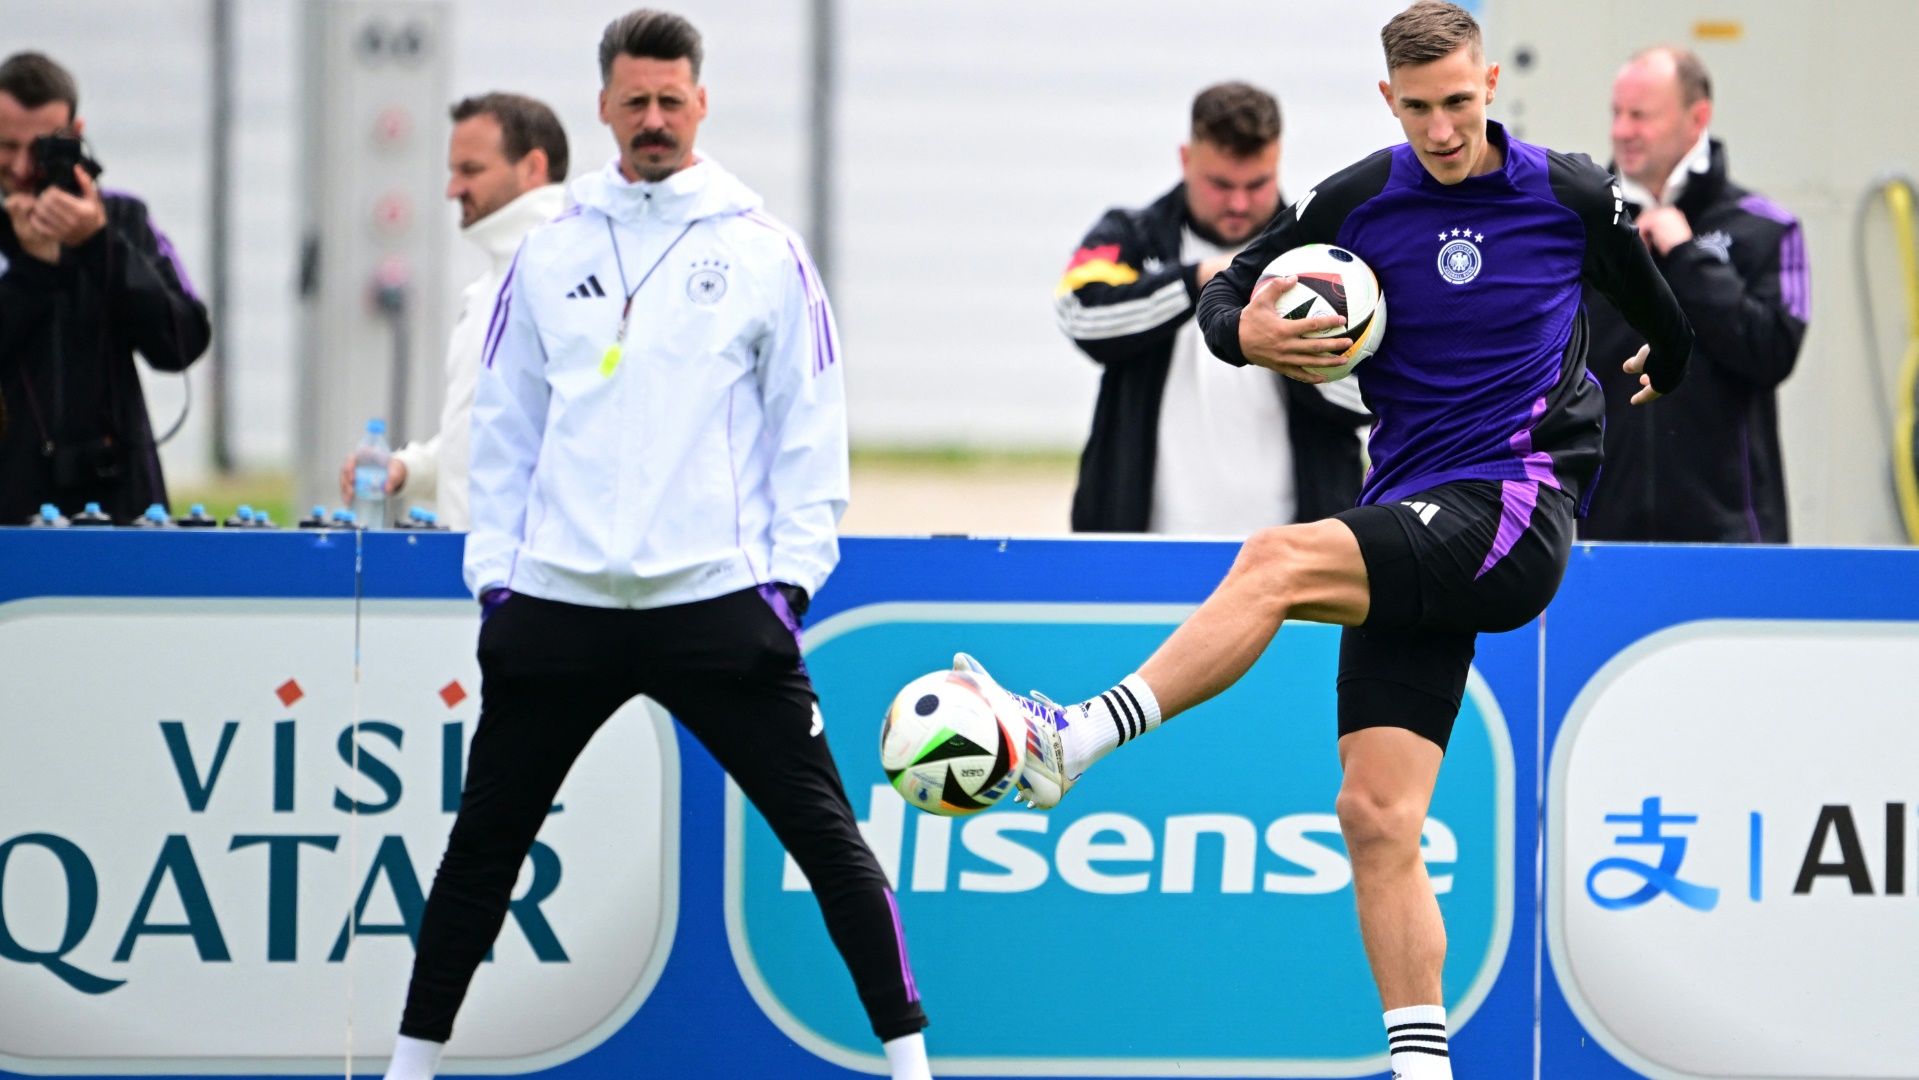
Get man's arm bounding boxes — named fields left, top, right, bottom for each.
left=88, top=192, right=211, bottom=373
left=1659, top=208, right=1807, bottom=389
left=1198, top=150, right=1394, bottom=371
left=1551, top=153, right=1694, bottom=397
left=758, top=237, right=849, bottom=602
left=1054, top=209, right=1197, bottom=364
left=463, top=248, right=547, bottom=598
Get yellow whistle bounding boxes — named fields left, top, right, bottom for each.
left=599, top=343, right=622, bottom=377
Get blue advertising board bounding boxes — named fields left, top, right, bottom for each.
left=3, top=530, right=1909, bottom=1079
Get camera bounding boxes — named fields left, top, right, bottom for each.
left=28, top=134, right=101, bottom=196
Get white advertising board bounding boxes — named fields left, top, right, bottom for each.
left=0, top=599, right=678, bottom=1075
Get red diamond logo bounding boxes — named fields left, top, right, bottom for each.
left=276, top=679, right=304, bottom=707
left=439, top=680, right=468, bottom=708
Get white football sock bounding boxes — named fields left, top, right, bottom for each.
left=384, top=1035, right=444, bottom=1080
left=1062, top=673, right=1162, bottom=776
left=883, top=1031, right=933, bottom=1080
left=1383, top=1005, right=1451, bottom=1079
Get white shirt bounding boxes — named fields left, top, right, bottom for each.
left=464, top=157, right=847, bottom=607
left=393, top=183, right=567, bottom=530
left=1148, top=226, right=1296, bottom=536
left=1619, top=129, right=1712, bottom=210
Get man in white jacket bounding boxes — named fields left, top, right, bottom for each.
left=383, top=11, right=934, bottom=1080
left=338, top=93, right=568, bottom=529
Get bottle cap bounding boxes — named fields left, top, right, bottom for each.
left=84, top=502, right=102, bottom=514
left=40, top=504, right=58, bottom=520
left=333, top=509, right=357, bottom=523
left=367, top=418, right=387, bottom=435
left=190, top=504, right=207, bottom=516
left=145, top=505, right=167, bottom=520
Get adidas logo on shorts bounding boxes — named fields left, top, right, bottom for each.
left=1401, top=500, right=1441, bottom=526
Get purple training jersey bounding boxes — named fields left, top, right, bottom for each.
left=1199, top=122, right=1692, bottom=514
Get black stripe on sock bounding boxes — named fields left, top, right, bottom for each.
left=1120, top=690, right=1143, bottom=740
left=1390, top=1034, right=1449, bottom=1046
left=1113, top=690, right=1136, bottom=740
left=1390, top=1046, right=1450, bottom=1058
left=1099, top=692, right=1128, bottom=743
left=1387, top=1022, right=1447, bottom=1033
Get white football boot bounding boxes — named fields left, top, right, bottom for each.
left=950, top=652, right=1075, bottom=809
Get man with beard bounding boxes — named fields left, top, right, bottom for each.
left=380, top=11, right=933, bottom=1080
left=338, top=92, right=568, bottom=529
left=1058, top=82, right=1369, bottom=535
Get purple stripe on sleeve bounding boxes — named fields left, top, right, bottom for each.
left=148, top=222, right=203, bottom=303
left=1477, top=479, right=1540, bottom=579
left=737, top=210, right=838, bottom=375
left=481, top=253, right=522, bottom=368
left=882, top=887, right=921, bottom=1003
left=1739, top=194, right=1810, bottom=322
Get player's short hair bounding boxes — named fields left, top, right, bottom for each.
left=599, top=9, right=703, bottom=84
left=451, top=93, right=570, bottom=183
left=1380, top=1, right=1484, bottom=72
left=0, top=52, right=78, bottom=121
left=1190, top=82, right=1282, bottom=158
left=1631, top=45, right=1713, bottom=105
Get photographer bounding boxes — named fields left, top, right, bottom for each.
left=0, top=52, right=210, bottom=524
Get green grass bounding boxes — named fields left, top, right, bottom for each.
left=169, top=471, right=296, bottom=526
left=849, top=446, right=1078, bottom=474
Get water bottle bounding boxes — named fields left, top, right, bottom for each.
left=225, top=505, right=256, bottom=528
left=298, top=506, right=330, bottom=529
left=28, top=503, right=68, bottom=527
left=351, top=419, right=393, bottom=528
left=132, top=504, right=173, bottom=528
left=70, top=502, right=113, bottom=527
left=177, top=503, right=217, bottom=528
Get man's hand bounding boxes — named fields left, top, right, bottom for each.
left=4, top=193, right=60, bottom=263
left=1236, top=274, right=1352, bottom=382
left=1636, top=206, right=1692, bottom=256
left=1196, top=254, right=1234, bottom=288
left=1623, top=345, right=1660, bottom=405
left=339, top=455, right=408, bottom=503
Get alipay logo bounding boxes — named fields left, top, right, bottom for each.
left=1551, top=621, right=1919, bottom=1079
left=730, top=604, right=1514, bottom=1076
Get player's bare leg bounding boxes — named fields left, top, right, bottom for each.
left=981, top=519, right=1370, bottom=808
left=1138, top=518, right=1371, bottom=715
left=1337, top=727, right=1446, bottom=1005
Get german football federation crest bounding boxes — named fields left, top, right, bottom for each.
left=686, top=258, right=729, bottom=305
left=1436, top=227, right=1484, bottom=285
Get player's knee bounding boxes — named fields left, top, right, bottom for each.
left=1232, top=526, right=1311, bottom=605
left=1334, top=784, right=1425, bottom=863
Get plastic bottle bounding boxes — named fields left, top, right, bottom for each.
left=70, top=502, right=113, bottom=527
left=331, top=509, right=360, bottom=530
left=132, top=504, right=174, bottom=528
left=298, top=506, right=330, bottom=529
left=177, top=504, right=217, bottom=528
left=253, top=510, right=279, bottom=530
left=225, top=505, right=256, bottom=528
left=27, top=503, right=68, bottom=527
left=350, top=419, right=392, bottom=529
left=419, top=509, right=447, bottom=531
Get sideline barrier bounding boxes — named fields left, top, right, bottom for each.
left=0, top=532, right=1909, bottom=1079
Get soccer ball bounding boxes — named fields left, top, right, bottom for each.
left=1259, top=242, right=1386, bottom=381
left=880, top=666, right=1026, bottom=816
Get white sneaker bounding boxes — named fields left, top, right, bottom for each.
left=950, top=652, right=1075, bottom=809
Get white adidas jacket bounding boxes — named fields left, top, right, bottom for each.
left=464, top=156, right=848, bottom=608
left=394, top=183, right=567, bottom=530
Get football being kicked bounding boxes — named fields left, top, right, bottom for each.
left=1259, top=243, right=1387, bottom=381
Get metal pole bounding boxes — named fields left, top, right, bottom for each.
left=208, top=0, right=235, bottom=472
left=807, top=0, right=836, bottom=288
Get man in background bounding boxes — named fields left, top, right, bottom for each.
left=1581, top=46, right=1808, bottom=542
left=0, top=51, right=208, bottom=523
left=1057, top=81, right=1368, bottom=535
left=341, top=92, right=568, bottom=529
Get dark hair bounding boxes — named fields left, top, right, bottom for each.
left=451, top=93, right=569, bottom=182
left=0, top=52, right=78, bottom=120
left=1632, top=45, right=1713, bottom=105
left=598, top=9, right=703, bottom=84
left=1380, top=1, right=1483, bottom=71
left=1191, top=82, right=1281, bottom=158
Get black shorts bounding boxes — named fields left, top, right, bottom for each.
left=1331, top=479, right=1574, bottom=751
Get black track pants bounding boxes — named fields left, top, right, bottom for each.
left=398, top=587, right=928, bottom=1043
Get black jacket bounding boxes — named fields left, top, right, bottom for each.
left=1057, top=183, right=1368, bottom=533
left=0, top=190, right=209, bottom=524
left=1580, top=141, right=1807, bottom=543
